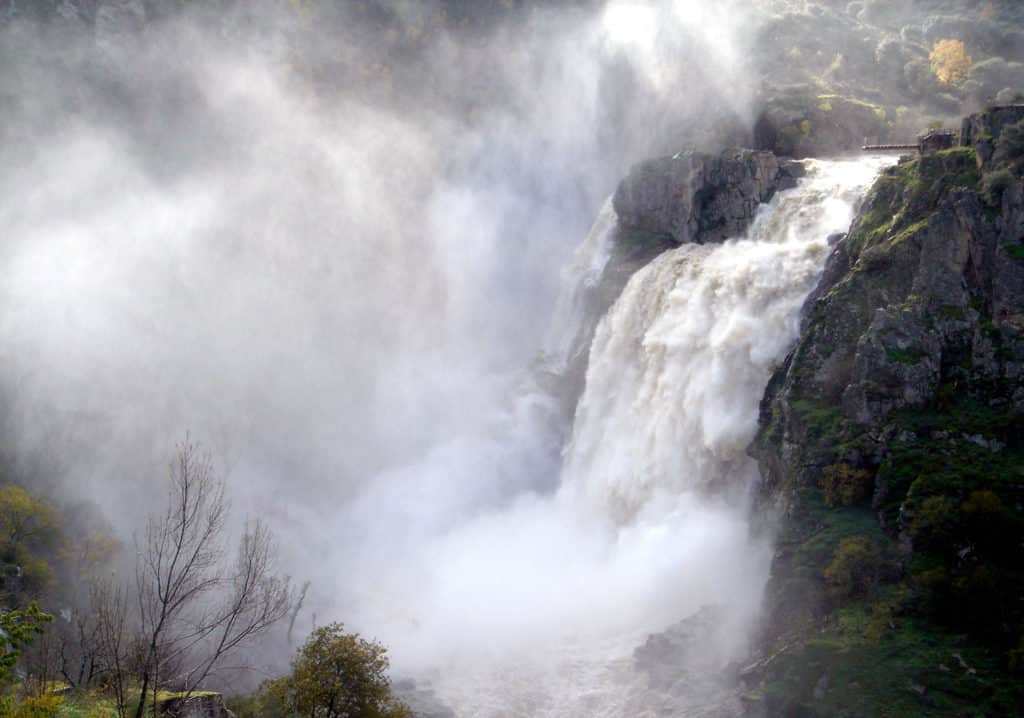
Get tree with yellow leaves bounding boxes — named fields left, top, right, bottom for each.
left=930, top=39, right=974, bottom=86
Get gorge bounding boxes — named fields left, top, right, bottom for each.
left=1, top=2, right=1023, bottom=718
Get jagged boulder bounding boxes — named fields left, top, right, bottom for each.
left=612, top=149, right=784, bottom=246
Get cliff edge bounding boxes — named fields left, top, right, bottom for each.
left=745, top=108, right=1024, bottom=716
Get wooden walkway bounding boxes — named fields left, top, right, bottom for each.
left=862, top=143, right=919, bottom=151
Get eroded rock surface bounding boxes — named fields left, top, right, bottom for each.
left=612, top=149, right=784, bottom=246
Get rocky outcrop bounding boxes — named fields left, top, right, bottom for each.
left=753, top=92, right=897, bottom=159
left=612, top=149, right=788, bottom=246
left=745, top=110, right=1024, bottom=717
left=753, top=144, right=1024, bottom=496
left=960, top=104, right=1024, bottom=169
left=157, top=692, right=232, bottom=718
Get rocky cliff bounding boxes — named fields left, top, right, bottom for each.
left=745, top=109, right=1024, bottom=716
left=612, top=149, right=792, bottom=246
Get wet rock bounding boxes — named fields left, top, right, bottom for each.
left=613, top=149, right=781, bottom=246
left=392, top=679, right=456, bottom=718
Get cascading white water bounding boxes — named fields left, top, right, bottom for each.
left=562, top=157, right=895, bottom=522
left=542, top=197, right=618, bottom=373
left=415, top=156, right=894, bottom=717
left=335, top=157, right=892, bottom=718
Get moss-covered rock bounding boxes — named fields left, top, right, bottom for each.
left=748, top=108, right=1024, bottom=716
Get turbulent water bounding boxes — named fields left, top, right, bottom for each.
left=396, top=156, right=894, bottom=717
left=563, top=157, right=895, bottom=521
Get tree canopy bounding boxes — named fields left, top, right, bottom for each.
left=929, top=38, right=974, bottom=86
left=261, top=624, right=409, bottom=718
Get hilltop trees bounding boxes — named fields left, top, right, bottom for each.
left=930, top=38, right=974, bottom=86
left=0, top=485, right=63, bottom=603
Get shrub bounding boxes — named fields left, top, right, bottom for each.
left=0, top=602, right=52, bottom=684
left=820, top=463, right=873, bottom=508
left=12, top=694, right=63, bottom=718
left=825, top=536, right=880, bottom=600
left=261, top=623, right=410, bottom=718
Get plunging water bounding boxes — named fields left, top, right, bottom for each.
left=345, top=157, right=893, bottom=717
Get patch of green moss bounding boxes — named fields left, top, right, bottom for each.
left=155, top=691, right=220, bottom=701
left=792, top=399, right=845, bottom=448
left=816, top=94, right=888, bottom=120
left=887, top=219, right=929, bottom=246
left=1003, top=243, right=1024, bottom=260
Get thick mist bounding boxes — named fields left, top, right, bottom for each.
left=1, top=0, right=831, bottom=713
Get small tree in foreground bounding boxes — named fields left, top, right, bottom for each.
left=261, top=624, right=410, bottom=718
left=0, top=602, right=52, bottom=685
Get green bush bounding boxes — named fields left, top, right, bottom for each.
left=825, top=536, right=880, bottom=600
left=820, top=463, right=873, bottom=508
left=260, top=623, right=409, bottom=718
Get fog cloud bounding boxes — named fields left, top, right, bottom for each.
left=1, top=0, right=769, bottom=708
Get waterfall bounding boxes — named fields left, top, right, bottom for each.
left=341, top=157, right=893, bottom=718
left=563, top=157, right=895, bottom=523
left=420, top=156, right=893, bottom=717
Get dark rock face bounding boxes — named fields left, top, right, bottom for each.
left=753, top=93, right=892, bottom=159
left=753, top=146, right=1023, bottom=496
left=612, top=149, right=783, bottom=245
left=746, top=111, right=1024, bottom=716
left=960, top=104, right=1024, bottom=169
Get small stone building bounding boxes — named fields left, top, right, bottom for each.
left=917, top=129, right=956, bottom=153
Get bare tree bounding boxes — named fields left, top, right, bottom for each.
left=94, top=579, right=131, bottom=718
left=287, top=581, right=311, bottom=646
left=133, top=440, right=291, bottom=718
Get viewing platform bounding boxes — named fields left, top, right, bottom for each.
left=862, top=129, right=957, bottom=154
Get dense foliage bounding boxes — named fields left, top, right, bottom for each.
left=259, top=624, right=409, bottom=718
